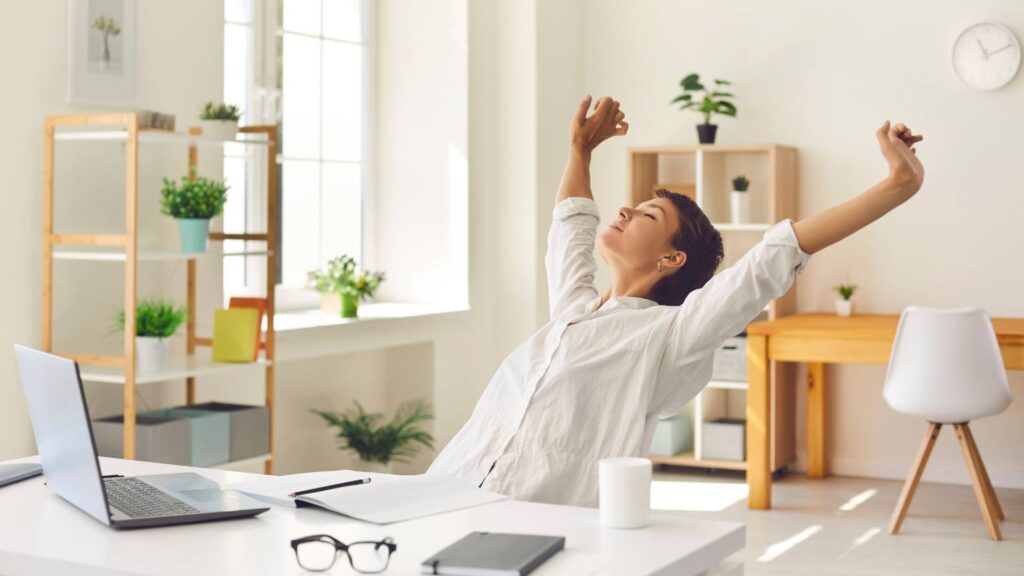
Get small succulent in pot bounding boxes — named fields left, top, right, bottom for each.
left=198, top=101, right=243, bottom=140
left=730, top=175, right=751, bottom=224
left=113, top=299, right=187, bottom=373
left=160, top=169, right=230, bottom=253
left=834, top=283, right=857, bottom=317
left=308, top=255, right=386, bottom=318
left=732, top=175, right=750, bottom=192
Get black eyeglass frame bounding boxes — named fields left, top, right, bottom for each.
left=290, top=534, right=397, bottom=573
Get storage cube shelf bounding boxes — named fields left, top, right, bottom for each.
left=42, top=113, right=278, bottom=473
left=634, top=144, right=798, bottom=473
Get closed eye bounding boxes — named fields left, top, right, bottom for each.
left=645, top=214, right=656, bottom=220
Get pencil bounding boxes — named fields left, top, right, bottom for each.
left=289, top=477, right=371, bottom=498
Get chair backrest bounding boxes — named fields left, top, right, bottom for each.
left=883, top=306, right=1012, bottom=423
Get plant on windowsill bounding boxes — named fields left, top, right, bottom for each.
left=834, top=283, right=857, bottom=317
left=312, top=399, right=434, bottom=473
left=113, top=299, right=187, bottom=374
left=671, top=73, right=737, bottom=144
left=160, top=169, right=229, bottom=253
left=308, top=255, right=386, bottom=319
left=731, top=175, right=750, bottom=224
left=198, top=101, right=243, bottom=141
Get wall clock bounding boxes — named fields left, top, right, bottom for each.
left=952, top=22, right=1021, bottom=90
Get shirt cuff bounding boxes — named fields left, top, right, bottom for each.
left=553, top=196, right=601, bottom=222
left=764, top=219, right=812, bottom=274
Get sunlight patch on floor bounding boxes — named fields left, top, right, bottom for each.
left=839, top=488, right=878, bottom=512
left=649, top=480, right=749, bottom=512
left=757, top=525, right=822, bottom=563
left=838, top=527, right=882, bottom=559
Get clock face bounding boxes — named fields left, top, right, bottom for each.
left=952, top=22, right=1021, bottom=90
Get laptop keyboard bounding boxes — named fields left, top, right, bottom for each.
left=104, top=477, right=200, bottom=519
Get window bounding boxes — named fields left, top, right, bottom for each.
left=223, top=0, right=373, bottom=306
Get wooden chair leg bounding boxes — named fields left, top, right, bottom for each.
left=889, top=422, right=941, bottom=534
left=962, top=423, right=1005, bottom=521
left=954, top=423, right=1002, bottom=541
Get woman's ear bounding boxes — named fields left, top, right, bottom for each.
left=663, top=251, right=687, bottom=271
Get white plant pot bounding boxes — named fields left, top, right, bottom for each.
left=136, top=336, right=170, bottom=373
left=199, top=119, right=239, bottom=141
left=357, top=460, right=392, bottom=474
left=730, top=191, right=749, bottom=224
left=835, top=299, right=853, bottom=317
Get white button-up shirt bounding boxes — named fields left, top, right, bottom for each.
left=427, top=196, right=810, bottom=507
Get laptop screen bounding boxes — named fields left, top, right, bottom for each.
left=15, top=345, right=111, bottom=525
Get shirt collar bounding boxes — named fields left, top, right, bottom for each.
left=588, top=295, right=660, bottom=312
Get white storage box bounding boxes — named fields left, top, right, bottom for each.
left=702, top=418, right=746, bottom=461
left=712, top=337, right=747, bottom=381
left=649, top=414, right=693, bottom=456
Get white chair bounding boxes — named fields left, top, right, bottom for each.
left=883, top=306, right=1012, bottom=540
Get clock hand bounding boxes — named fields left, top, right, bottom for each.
left=977, top=38, right=989, bottom=58
left=988, top=43, right=1016, bottom=56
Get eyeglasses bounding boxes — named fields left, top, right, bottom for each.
left=290, top=534, right=397, bottom=573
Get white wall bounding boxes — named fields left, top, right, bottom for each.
left=578, top=0, right=1024, bottom=488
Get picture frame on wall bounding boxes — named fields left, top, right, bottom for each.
left=67, top=0, right=136, bottom=107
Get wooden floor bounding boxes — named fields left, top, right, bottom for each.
left=650, top=468, right=1024, bottom=575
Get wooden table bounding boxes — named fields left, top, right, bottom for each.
left=744, top=313, right=1024, bottom=510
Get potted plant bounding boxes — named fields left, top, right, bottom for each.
left=308, top=255, right=385, bottom=319
left=312, top=399, right=434, bottom=473
left=834, top=284, right=857, bottom=317
left=114, top=299, right=187, bottom=373
left=160, top=169, right=229, bottom=253
left=731, top=175, right=750, bottom=224
left=199, top=102, right=242, bottom=141
left=671, top=73, right=737, bottom=144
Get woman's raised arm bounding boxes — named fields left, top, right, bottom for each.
left=792, top=121, right=924, bottom=254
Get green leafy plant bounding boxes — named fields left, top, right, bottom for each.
left=114, top=299, right=187, bottom=338
left=835, top=284, right=857, bottom=301
left=308, top=255, right=385, bottom=300
left=671, top=73, right=737, bottom=125
left=732, top=175, right=750, bottom=192
left=312, top=399, right=434, bottom=464
left=200, top=102, right=242, bottom=122
left=160, top=169, right=229, bottom=220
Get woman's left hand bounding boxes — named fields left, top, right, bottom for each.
left=570, top=96, right=628, bottom=155
left=877, top=121, right=924, bottom=198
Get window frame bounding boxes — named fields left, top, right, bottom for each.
left=225, top=0, right=376, bottom=311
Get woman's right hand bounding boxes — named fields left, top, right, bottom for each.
left=570, top=96, right=628, bottom=156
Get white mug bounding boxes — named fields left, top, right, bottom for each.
left=598, top=457, right=651, bottom=528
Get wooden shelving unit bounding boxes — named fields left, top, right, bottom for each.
left=630, top=144, right=798, bottom=473
left=42, top=113, right=278, bottom=474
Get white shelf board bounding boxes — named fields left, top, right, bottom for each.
left=52, top=249, right=270, bottom=262
left=707, top=379, right=748, bottom=391
left=54, top=130, right=271, bottom=147
left=80, top=356, right=272, bottom=385
left=713, top=222, right=771, bottom=232
left=213, top=453, right=271, bottom=472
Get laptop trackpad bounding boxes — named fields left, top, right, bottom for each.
left=180, top=489, right=224, bottom=502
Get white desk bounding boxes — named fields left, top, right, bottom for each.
left=0, top=457, right=744, bottom=575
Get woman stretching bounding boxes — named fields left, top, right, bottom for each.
left=428, top=96, right=924, bottom=507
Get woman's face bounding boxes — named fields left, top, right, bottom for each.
left=597, top=197, right=682, bottom=271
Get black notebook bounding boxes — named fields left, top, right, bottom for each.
left=421, top=532, right=565, bottom=576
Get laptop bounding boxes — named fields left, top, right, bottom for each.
left=14, top=345, right=270, bottom=529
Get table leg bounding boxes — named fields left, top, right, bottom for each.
left=747, top=334, right=771, bottom=509
left=807, top=362, right=826, bottom=478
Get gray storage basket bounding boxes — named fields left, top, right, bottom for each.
left=186, top=402, right=270, bottom=461
left=92, top=414, right=191, bottom=465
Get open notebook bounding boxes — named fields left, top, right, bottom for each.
left=227, top=471, right=507, bottom=524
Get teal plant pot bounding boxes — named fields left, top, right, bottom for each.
left=178, top=218, right=210, bottom=253
left=341, top=292, right=360, bottom=318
